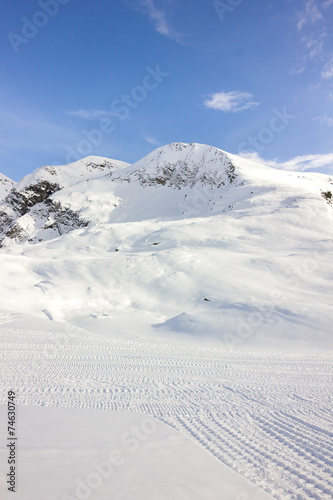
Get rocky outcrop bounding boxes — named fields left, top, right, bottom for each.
left=42, top=200, right=89, bottom=236
left=6, top=181, right=60, bottom=216
left=321, top=190, right=332, bottom=206
left=0, top=181, right=89, bottom=247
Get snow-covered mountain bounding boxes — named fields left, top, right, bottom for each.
left=0, top=143, right=332, bottom=350
left=0, top=156, right=128, bottom=245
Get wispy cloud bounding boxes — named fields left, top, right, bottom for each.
left=322, top=57, right=333, bottom=79
left=144, top=0, right=175, bottom=37
left=124, top=0, right=182, bottom=42
left=289, top=66, right=306, bottom=76
left=294, top=1, right=333, bottom=85
left=315, top=116, right=333, bottom=127
left=203, top=91, right=259, bottom=113
left=67, top=109, right=120, bottom=119
left=302, top=32, right=326, bottom=59
left=143, top=134, right=161, bottom=146
left=239, top=151, right=333, bottom=174
left=297, top=0, right=322, bottom=31
left=306, top=82, right=321, bottom=92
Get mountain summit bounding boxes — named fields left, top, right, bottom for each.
left=0, top=143, right=332, bottom=350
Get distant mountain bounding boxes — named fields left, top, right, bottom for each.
left=0, top=143, right=332, bottom=350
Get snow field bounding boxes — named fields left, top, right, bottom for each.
left=0, top=323, right=332, bottom=499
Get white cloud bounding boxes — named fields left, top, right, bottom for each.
left=315, top=116, right=333, bottom=127
left=302, top=32, right=326, bottom=59
left=297, top=0, right=322, bottom=31
left=143, top=134, right=161, bottom=146
left=67, top=109, right=120, bottom=119
left=322, top=57, right=333, bottom=79
left=306, top=82, right=321, bottom=92
left=239, top=151, right=333, bottom=174
left=294, top=3, right=332, bottom=80
left=289, top=66, right=306, bottom=76
left=124, top=0, right=181, bottom=42
left=203, top=91, right=259, bottom=113
left=144, top=0, right=174, bottom=37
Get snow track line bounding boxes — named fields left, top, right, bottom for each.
left=1, top=327, right=332, bottom=499
left=270, top=412, right=333, bottom=458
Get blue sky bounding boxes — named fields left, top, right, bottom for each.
left=1, top=0, right=333, bottom=181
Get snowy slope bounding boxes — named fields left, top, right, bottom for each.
left=0, top=143, right=332, bottom=351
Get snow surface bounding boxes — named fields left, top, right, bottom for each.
left=0, top=320, right=332, bottom=499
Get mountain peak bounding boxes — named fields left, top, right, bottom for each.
left=16, top=155, right=128, bottom=192
left=111, top=142, right=237, bottom=188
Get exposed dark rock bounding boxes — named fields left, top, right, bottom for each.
left=5, top=223, right=27, bottom=242
left=0, top=211, right=14, bottom=232
left=5, top=181, right=60, bottom=216
left=0, top=212, right=15, bottom=247
left=322, top=190, right=332, bottom=205
left=127, top=159, right=237, bottom=190
left=226, top=163, right=237, bottom=184
left=42, top=201, right=89, bottom=236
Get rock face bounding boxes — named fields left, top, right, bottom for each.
left=6, top=181, right=61, bottom=216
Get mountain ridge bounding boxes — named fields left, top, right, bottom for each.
left=1, top=142, right=332, bottom=247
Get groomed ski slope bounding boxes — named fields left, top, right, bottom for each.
left=0, top=320, right=332, bottom=500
